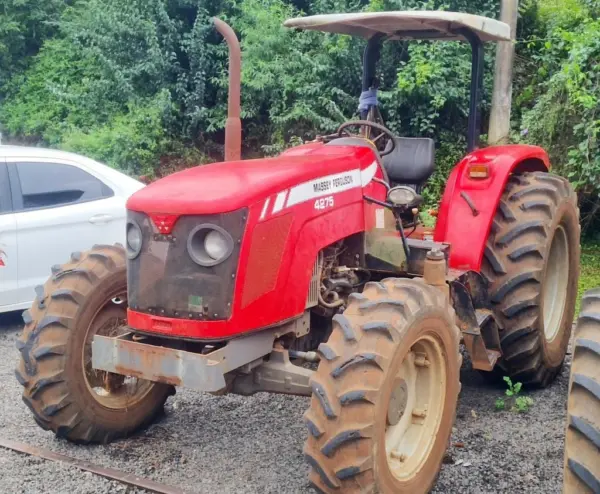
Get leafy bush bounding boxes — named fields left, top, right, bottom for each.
left=518, top=1, right=600, bottom=232
left=1, top=38, right=123, bottom=144
left=60, top=91, right=174, bottom=177
left=0, top=0, right=227, bottom=173
left=0, top=0, right=68, bottom=90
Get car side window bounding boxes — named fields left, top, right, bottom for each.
left=15, top=162, right=114, bottom=211
left=0, top=163, right=11, bottom=214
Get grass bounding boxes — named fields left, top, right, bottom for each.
left=577, top=242, right=600, bottom=315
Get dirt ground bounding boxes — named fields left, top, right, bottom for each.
left=0, top=311, right=569, bottom=494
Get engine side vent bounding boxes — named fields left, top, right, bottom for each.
left=242, top=214, right=293, bottom=309
left=306, top=253, right=322, bottom=309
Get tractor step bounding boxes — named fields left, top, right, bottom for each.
left=450, top=274, right=503, bottom=372
left=461, top=310, right=502, bottom=371
left=462, top=331, right=502, bottom=371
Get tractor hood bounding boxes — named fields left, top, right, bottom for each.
left=127, top=142, right=377, bottom=215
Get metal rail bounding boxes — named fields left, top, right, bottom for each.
left=0, top=437, right=190, bottom=494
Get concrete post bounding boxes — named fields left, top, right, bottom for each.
left=488, top=0, right=519, bottom=146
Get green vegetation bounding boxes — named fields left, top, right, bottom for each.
left=577, top=242, right=600, bottom=314
left=0, top=0, right=599, bottom=226
left=495, top=376, right=534, bottom=413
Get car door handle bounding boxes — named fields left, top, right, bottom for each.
left=89, top=214, right=114, bottom=225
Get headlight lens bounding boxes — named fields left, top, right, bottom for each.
left=187, top=224, right=234, bottom=267
left=204, top=230, right=229, bottom=260
left=126, top=221, right=143, bottom=259
left=388, top=186, right=417, bottom=206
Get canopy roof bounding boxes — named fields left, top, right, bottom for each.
left=284, top=11, right=511, bottom=42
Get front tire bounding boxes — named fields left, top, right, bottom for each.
left=304, top=279, right=461, bottom=493
left=15, top=245, right=173, bottom=444
left=482, top=172, right=580, bottom=387
left=564, top=289, right=600, bottom=494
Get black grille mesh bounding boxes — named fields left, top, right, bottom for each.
left=127, top=209, right=247, bottom=321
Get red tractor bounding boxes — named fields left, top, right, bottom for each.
left=16, top=11, right=580, bottom=494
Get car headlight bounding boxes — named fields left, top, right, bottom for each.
left=126, top=221, right=143, bottom=259
left=187, top=224, right=234, bottom=267
left=388, top=186, right=417, bottom=207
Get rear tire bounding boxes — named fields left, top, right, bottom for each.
left=481, top=172, right=580, bottom=387
left=15, top=245, right=173, bottom=444
left=564, top=290, right=600, bottom=494
left=304, top=279, right=461, bottom=493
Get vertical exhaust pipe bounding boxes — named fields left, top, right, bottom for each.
left=213, top=18, right=242, bottom=162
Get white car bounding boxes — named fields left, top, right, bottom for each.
left=0, top=146, right=144, bottom=313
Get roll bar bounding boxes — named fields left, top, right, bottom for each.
left=361, top=28, right=485, bottom=153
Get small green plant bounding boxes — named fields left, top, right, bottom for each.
left=504, top=376, right=522, bottom=397
left=495, top=376, right=534, bottom=413
left=515, top=396, right=535, bottom=413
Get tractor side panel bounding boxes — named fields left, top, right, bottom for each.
left=282, top=201, right=365, bottom=314
left=434, top=145, right=549, bottom=271
left=279, top=161, right=390, bottom=315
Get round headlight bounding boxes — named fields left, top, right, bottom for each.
left=388, top=186, right=417, bottom=206
left=187, top=225, right=234, bottom=267
left=126, top=221, right=143, bottom=259
left=205, top=230, right=229, bottom=260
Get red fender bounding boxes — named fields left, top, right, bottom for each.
left=434, top=145, right=550, bottom=271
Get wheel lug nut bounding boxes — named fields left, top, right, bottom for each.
left=414, top=353, right=430, bottom=368
left=390, top=451, right=407, bottom=462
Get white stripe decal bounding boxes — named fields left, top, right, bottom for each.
left=260, top=198, right=271, bottom=220
left=272, top=191, right=288, bottom=214
left=361, top=161, right=378, bottom=186
left=286, top=169, right=362, bottom=208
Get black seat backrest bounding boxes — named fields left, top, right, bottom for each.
left=382, top=137, right=435, bottom=185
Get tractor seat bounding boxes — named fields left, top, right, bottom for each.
left=382, top=137, right=435, bottom=185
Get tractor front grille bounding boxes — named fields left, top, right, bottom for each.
left=127, top=209, right=247, bottom=321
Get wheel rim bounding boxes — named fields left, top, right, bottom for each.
left=543, top=225, right=569, bottom=342
left=385, top=333, right=446, bottom=480
left=82, top=290, right=154, bottom=409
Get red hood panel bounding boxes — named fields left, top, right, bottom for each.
left=127, top=144, right=376, bottom=215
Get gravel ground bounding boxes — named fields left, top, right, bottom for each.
left=0, top=311, right=570, bottom=494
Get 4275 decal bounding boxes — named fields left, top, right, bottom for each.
left=314, top=196, right=334, bottom=210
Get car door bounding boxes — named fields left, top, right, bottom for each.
left=0, top=160, right=19, bottom=310
left=8, top=159, right=125, bottom=305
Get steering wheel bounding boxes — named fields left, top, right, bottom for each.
left=337, top=120, right=396, bottom=157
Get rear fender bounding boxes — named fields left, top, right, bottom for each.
left=434, top=145, right=549, bottom=271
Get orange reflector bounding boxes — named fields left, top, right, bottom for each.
left=468, top=165, right=489, bottom=179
